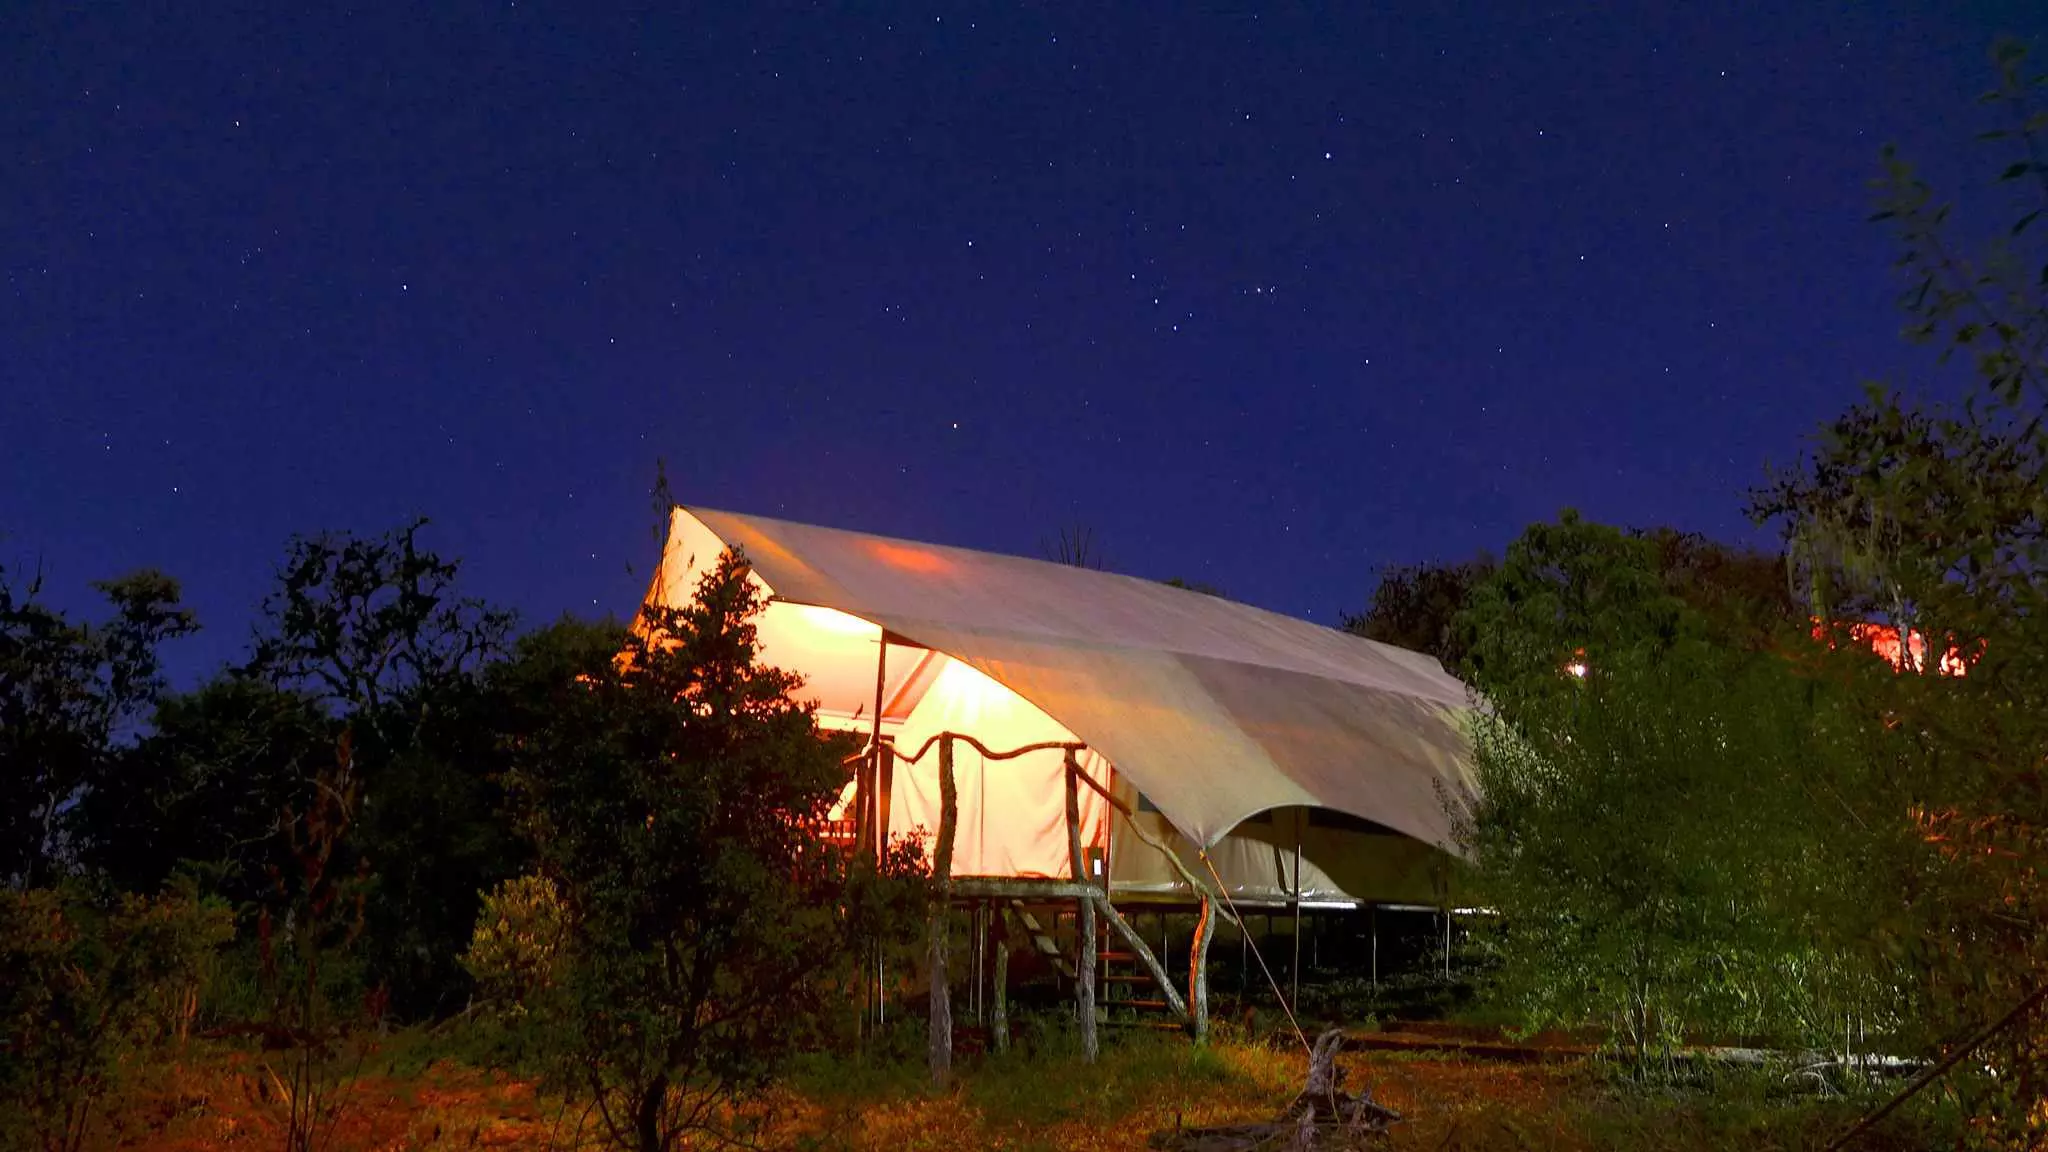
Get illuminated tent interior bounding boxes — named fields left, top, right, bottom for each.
left=640, top=506, right=1477, bottom=908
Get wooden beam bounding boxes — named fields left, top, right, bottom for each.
left=927, top=735, right=958, bottom=1087
left=1093, top=892, right=1187, bottom=1021
left=950, top=878, right=1102, bottom=900
left=1065, top=751, right=1098, bottom=1062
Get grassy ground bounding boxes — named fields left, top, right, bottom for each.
left=68, top=1023, right=1947, bottom=1151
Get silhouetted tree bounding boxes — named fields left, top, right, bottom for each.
left=78, top=676, right=333, bottom=907
left=1342, top=558, right=1494, bottom=672
left=240, top=520, right=521, bottom=1018
left=1040, top=524, right=1103, bottom=569
left=1, top=566, right=194, bottom=887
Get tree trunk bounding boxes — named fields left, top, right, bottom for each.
left=1189, top=894, right=1215, bottom=1044
left=634, top=1075, right=668, bottom=1152
left=928, top=735, right=958, bottom=1087
left=1064, top=752, right=1098, bottom=1062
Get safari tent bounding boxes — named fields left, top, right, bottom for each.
left=640, top=505, right=1480, bottom=1045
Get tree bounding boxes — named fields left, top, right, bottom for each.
left=246, top=518, right=513, bottom=739
left=1342, top=557, right=1495, bottom=671
left=0, top=567, right=194, bottom=887
left=243, top=520, right=522, bottom=1018
left=1752, top=40, right=2048, bottom=1144
left=1040, top=524, right=1104, bottom=569
left=77, top=676, right=334, bottom=908
left=502, top=555, right=923, bottom=1152
left=1455, top=514, right=1876, bottom=1070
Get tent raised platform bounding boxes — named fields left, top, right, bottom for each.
left=639, top=505, right=1479, bottom=1056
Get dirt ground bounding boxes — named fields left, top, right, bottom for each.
left=77, top=1033, right=1907, bottom=1151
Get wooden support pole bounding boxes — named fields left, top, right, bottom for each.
left=860, top=635, right=887, bottom=859
left=992, top=908, right=1012, bottom=1054
left=1093, top=893, right=1187, bottom=1021
left=1189, top=894, right=1215, bottom=1044
left=1291, top=817, right=1303, bottom=1008
left=1064, top=751, right=1098, bottom=1062
left=927, top=735, right=958, bottom=1087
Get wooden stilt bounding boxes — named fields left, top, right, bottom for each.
left=1064, top=751, right=1098, bottom=1062
left=992, top=909, right=1011, bottom=1054
left=1189, top=894, right=1215, bottom=1043
left=1291, top=818, right=1303, bottom=1007
left=927, top=735, right=958, bottom=1087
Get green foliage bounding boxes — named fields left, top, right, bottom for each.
left=1753, top=38, right=2048, bottom=1147
left=1455, top=514, right=1886, bottom=1069
left=0, top=884, right=232, bottom=1152
left=0, top=567, right=194, bottom=887
left=501, top=551, right=927, bottom=1152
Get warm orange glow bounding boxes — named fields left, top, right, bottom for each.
left=1815, top=620, right=1972, bottom=677
left=774, top=602, right=880, bottom=638
left=866, top=540, right=951, bottom=574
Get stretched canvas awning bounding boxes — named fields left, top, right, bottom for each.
left=648, top=506, right=1477, bottom=853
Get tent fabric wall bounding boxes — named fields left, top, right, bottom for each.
left=666, top=506, right=1478, bottom=852
left=883, top=659, right=1112, bottom=879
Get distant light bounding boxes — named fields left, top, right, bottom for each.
left=1565, top=661, right=1587, bottom=679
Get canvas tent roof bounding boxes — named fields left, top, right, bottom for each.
left=653, top=506, right=1478, bottom=852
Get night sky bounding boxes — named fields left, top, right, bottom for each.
left=7, top=3, right=2044, bottom=682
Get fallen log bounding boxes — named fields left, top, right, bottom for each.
left=1149, top=1028, right=1400, bottom=1150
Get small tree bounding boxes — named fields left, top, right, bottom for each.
left=502, top=554, right=923, bottom=1152
left=0, top=885, right=232, bottom=1152
left=254, top=733, right=375, bottom=1152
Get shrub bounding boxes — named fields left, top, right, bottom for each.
left=0, top=885, right=232, bottom=1152
left=462, top=873, right=570, bottom=1010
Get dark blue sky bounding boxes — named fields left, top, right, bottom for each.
left=6, top=3, right=2042, bottom=681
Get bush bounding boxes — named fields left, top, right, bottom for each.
left=462, top=874, right=569, bottom=1011
left=0, top=884, right=232, bottom=1152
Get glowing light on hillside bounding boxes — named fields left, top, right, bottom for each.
left=1563, top=647, right=1589, bottom=679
